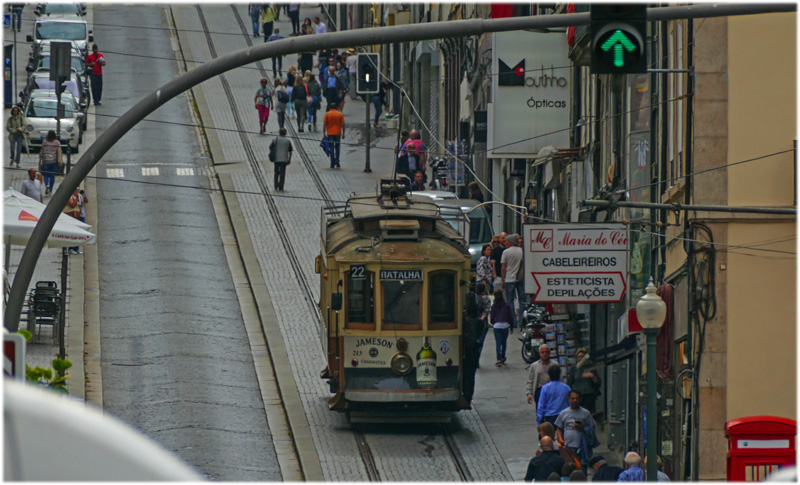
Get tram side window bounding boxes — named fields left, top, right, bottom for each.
left=346, top=270, right=374, bottom=327
left=382, top=281, right=422, bottom=329
left=429, top=271, right=456, bottom=329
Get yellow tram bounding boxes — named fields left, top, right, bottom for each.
left=316, top=181, right=472, bottom=419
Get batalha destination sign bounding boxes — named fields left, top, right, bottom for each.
left=522, top=224, right=628, bottom=303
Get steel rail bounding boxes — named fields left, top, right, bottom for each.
left=7, top=2, right=796, bottom=330
left=354, top=430, right=381, bottom=482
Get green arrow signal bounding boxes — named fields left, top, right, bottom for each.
left=601, top=30, right=637, bottom=68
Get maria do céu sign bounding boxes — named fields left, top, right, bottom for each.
left=523, top=224, right=628, bottom=303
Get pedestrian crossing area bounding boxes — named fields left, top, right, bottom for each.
left=102, top=165, right=215, bottom=179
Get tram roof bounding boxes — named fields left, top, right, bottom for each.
left=347, top=194, right=442, bottom=220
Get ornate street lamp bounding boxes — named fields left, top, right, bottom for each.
left=636, top=277, right=666, bottom=482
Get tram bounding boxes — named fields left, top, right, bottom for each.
left=316, top=180, right=473, bottom=420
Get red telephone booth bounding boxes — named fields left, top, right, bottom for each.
left=725, top=415, right=797, bottom=481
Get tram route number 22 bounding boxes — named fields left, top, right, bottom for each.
left=350, top=265, right=366, bottom=279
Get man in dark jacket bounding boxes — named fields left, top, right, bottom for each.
left=524, top=436, right=565, bottom=482
left=588, top=455, right=623, bottom=482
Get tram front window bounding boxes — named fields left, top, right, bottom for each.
left=429, top=271, right=456, bottom=327
left=346, top=270, right=374, bottom=327
left=382, top=281, right=421, bottom=328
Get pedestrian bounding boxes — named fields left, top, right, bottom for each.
left=491, top=233, right=507, bottom=288
left=396, top=143, right=420, bottom=180
left=302, top=17, right=314, bottom=34
left=371, top=81, right=389, bottom=128
left=323, top=64, right=341, bottom=106
left=501, top=233, right=524, bottom=326
left=562, top=462, right=578, bottom=481
left=588, top=455, right=623, bottom=482
left=305, top=72, right=322, bottom=132
left=254, top=77, right=273, bottom=134
left=524, top=436, right=565, bottom=482
left=526, top=343, right=559, bottom=406
left=617, top=452, right=644, bottom=481
left=38, top=130, right=62, bottom=195
left=273, top=2, right=281, bottom=20
left=261, top=4, right=276, bottom=41
left=299, top=47, right=314, bottom=74
left=9, top=3, right=23, bottom=32
left=642, top=457, right=670, bottom=482
left=86, top=44, right=106, bottom=106
left=286, top=66, right=297, bottom=118
left=288, top=3, right=300, bottom=35
left=7, top=106, right=27, bottom=167
left=537, top=366, right=571, bottom=427
left=335, top=60, right=349, bottom=111
left=474, top=282, right=491, bottom=367
left=476, top=243, right=495, bottom=291
left=569, top=470, right=588, bottom=481
left=64, top=188, right=85, bottom=254
left=20, top=169, right=43, bottom=203
left=314, top=16, right=327, bottom=34
left=567, top=348, right=601, bottom=414
left=316, top=47, right=332, bottom=74
left=395, top=130, right=410, bottom=159
left=273, top=79, right=289, bottom=130
left=556, top=390, right=595, bottom=469
left=489, top=289, right=514, bottom=367
left=248, top=3, right=261, bottom=37
left=346, top=47, right=358, bottom=99
left=322, top=103, right=344, bottom=168
left=469, top=181, right=485, bottom=203
left=268, top=128, right=293, bottom=191
left=411, top=171, right=426, bottom=192
left=537, top=422, right=561, bottom=454
left=402, top=129, right=428, bottom=169
left=292, top=75, right=308, bottom=133
left=266, top=28, right=285, bottom=78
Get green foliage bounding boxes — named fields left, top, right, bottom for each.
left=25, top=358, right=73, bottom=395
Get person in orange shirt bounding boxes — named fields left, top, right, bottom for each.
left=322, top=103, right=345, bottom=168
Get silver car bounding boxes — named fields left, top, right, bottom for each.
left=27, top=19, right=93, bottom=54
left=23, top=94, right=84, bottom=153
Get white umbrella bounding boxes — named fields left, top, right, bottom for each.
left=4, top=188, right=96, bottom=247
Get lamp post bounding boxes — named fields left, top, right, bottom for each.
left=636, top=277, right=666, bottom=482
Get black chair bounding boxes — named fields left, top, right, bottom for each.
left=30, top=291, right=62, bottom=343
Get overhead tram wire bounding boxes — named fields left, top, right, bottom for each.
left=5, top=164, right=792, bottom=258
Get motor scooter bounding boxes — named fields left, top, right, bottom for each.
left=519, top=303, right=549, bottom=363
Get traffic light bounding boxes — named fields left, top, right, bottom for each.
left=590, top=5, right=648, bottom=74
left=356, top=53, right=379, bottom=94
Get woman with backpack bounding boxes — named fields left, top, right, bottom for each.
left=490, top=289, right=514, bottom=367
left=38, top=130, right=62, bottom=195
left=254, top=78, right=273, bottom=134
left=273, top=79, right=289, bottom=130
left=292, top=75, right=309, bottom=133
left=285, top=66, right=297, bottom=118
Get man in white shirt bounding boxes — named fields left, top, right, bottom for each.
left=500, top=233, right=524, bottom=327
left=345, top=48, right=358, bottom=99
left=314, top=16, right=327, bottom=34
left=20, top=169, right=43, bottom=202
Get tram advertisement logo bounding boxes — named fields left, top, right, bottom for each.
left=523, top=224, right=629, bottom=303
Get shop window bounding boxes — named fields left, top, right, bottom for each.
left=346, top=269, right=375, bottom=330
left=428, top=271, right=457, bottom=330
left=382, top=281, right=422, bottom=330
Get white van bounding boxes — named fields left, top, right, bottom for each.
left=27, top=19, right=93, bottom=54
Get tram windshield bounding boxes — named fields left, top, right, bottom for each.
left=382, top=281, right=421, bottom=326
left=429, top=271, right=456, bottom=325
left=347, top=271, right=374, bottom=324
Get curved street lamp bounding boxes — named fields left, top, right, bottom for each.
left=636, top=277, right=667, bottom=482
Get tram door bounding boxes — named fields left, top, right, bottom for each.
left=607, top=357, right=636, bottom=450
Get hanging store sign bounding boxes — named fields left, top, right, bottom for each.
left=523, top=224, right=628, bottom=303
left=488, top=32, right=571, bottom=157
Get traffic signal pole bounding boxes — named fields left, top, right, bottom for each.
left=365, top=100, right=371, bottom=173
left=5, top=2, right=796, bottom=331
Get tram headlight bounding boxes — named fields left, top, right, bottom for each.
left=396, top=338, right=408, bottom=352
left=390, top=352, right=413, bottom=376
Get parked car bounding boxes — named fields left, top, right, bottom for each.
left=27, top=19, right=93, bottom=54
left=34, top=3, right=86, bottom=19
left=27, top=89, right=87, bottom=134
left=408, top=190, right=458, bottom=201
left=20, top=70, right=89, bottom=107
left=433, top=198, right=495, bottom=268
left=22, top=93, right=84, bottom=154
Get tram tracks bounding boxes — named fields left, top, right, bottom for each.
left=193, top=6, right=476, bottom=481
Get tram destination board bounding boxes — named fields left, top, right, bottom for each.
left=523, top=224, right=628, bottom=303
left=380, top=269, right=423, bottom=281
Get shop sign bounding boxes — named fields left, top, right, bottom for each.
left=488, top=32, right=570, bottom=157
left=523, top=224, right=628, bottom=303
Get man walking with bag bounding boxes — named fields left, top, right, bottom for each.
left=323, top=103, right=344, bottom=168
left=269, top=128, right=293, bottom=191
